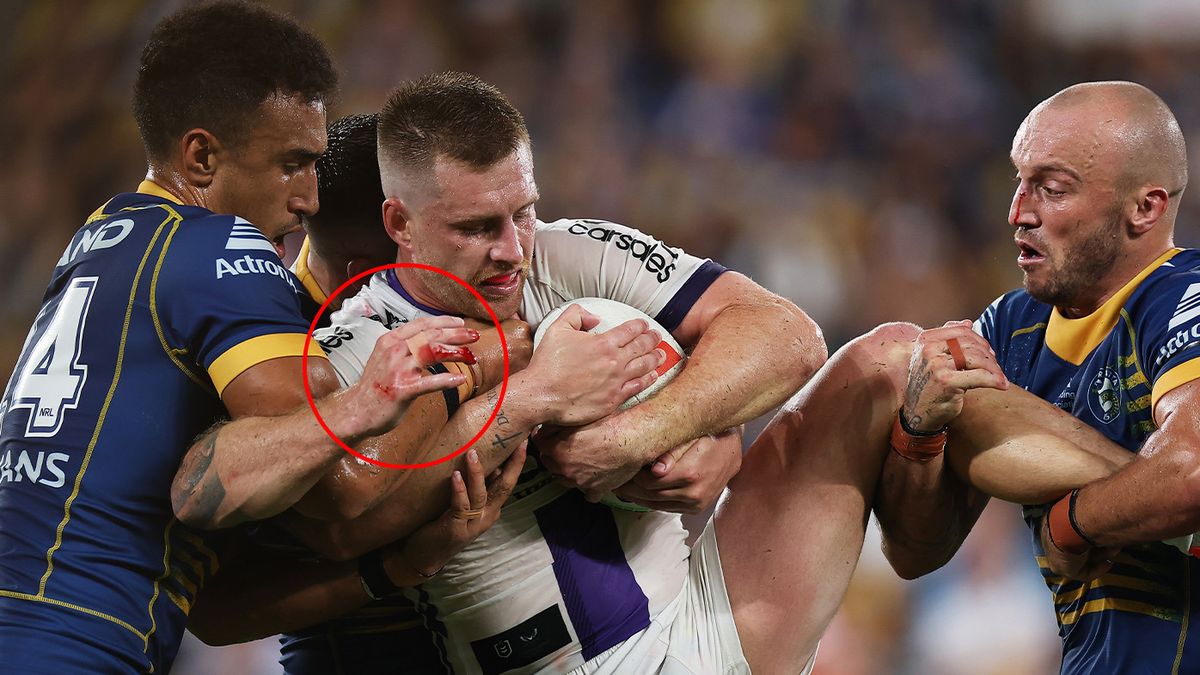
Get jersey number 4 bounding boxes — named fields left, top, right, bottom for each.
left=10, top=277, right=98, bottom=437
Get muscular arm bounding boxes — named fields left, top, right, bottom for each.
left=542, top=272, right=826, bottom=497
left=285, top=308, right=662, bottom=559
left=292, top=321, right=529, bottom=521
left=874, top=323, right=1128, bottom=578
left=171, top=317, right=475, bottom=529
left=190, top=446, right=525, bottom=644
left=1070, top=379, right=1200, bottom=546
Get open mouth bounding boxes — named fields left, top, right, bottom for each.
left=1016, top=239, right=1045, bottom=267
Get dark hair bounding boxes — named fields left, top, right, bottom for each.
left=308, top=113, right=392, bottom=258
left=378, top=71, right=529, bottom=177
left=133, top=0, right=338, bottom=162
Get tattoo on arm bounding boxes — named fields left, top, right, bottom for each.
left=173, top=427, right=228, bottom=525
left=484, top=388, right=524, bottom=451
left=903, top=358, right=931, bottom=428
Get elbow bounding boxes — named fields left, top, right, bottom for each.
left=787, top=303, right=827, bottom=384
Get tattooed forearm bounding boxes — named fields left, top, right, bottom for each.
left=903, top=359, right=932, bottom=428
left=173, top=426, right=228, bottom=526
left=484, top=388, right=525, bottom=451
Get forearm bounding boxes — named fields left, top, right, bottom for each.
left=626, top=296, right=825, bottom=463
left=1073, top=419, right=1200, bottom=547
left=289, top=374, right=546, bottom=559
left=875, top=449, right=988, bottom=579
left=294, top=323, right=527, bottom=520
left=173, top=386, right=386, bottom=530
left=293, top=394, right=447, bottom=520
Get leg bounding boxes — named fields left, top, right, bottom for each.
left=715, top=323, right=916, bottom=673
left=947, top=386, right=1130, bottom=504
left=716, top=323, right=1138, bottom=673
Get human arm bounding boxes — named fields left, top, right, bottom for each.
left=292, top=318, right=531, bottom=520
left=171, top=316, right=478, bottom=529
left=1037, top=379, right=1200, bottom=577
left=611, top=427, right=744, bottom=514
left=540, top=272, right=826, bottom=499
left=872, top=322, right=1006, bottom=578
left=187, top=443, right=525, bottom=644
left=282, top=306, right=664, bottom=559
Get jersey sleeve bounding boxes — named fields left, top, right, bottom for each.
left=1138, top=276, right=1200, bottom=410
left=313, top=309, right=389, bottom=388
left=157, top=215, right=324, bottom=396
left=527, top=219, right=726, bottom=332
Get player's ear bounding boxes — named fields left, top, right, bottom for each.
left=382, top=198, right=415, bottom=250
left=179, top=128, right=220, bottom=188
left=1130, top=185, right=1170, bottom=236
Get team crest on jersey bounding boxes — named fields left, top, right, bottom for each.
left=1088, top=366, right=1123, bottom=423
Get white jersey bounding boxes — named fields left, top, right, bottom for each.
left=316, top=218, right=726, bottom=674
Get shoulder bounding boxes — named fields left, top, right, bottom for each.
left=1127, top=249, right=1200, bottom=318
left=164, top=214, right=299, bottom=293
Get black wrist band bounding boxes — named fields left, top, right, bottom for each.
left=425, top=363, right=461, bottom=417
left=897, top=408, right=947, bottom=437
left=1067, top=488, right=1101, bottom=549
left=358, top=548, right=401, bottom=601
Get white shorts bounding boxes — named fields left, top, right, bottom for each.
left=563, top=521, right=792, bottom=675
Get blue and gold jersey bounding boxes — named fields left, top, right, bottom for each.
left=0, top=181, right=318, bottom=673
left=978, top=247, right=1200, bottom=674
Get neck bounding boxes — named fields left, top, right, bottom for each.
left=393, top=268, right=456, bottom=314
left=144, top=167, right=207, bottom=209
left=1057, top=243, right=1174, bottom=318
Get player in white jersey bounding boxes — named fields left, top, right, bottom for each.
left=194, top=73, right=829, bottom=675
left=316, top=218, right=716, bottom=672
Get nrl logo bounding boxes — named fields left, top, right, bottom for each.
left=1088, top=366, right=1122, bottom=424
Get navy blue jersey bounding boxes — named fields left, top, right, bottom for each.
left=978, top=247, right=1200, bottom=674
left=0, top=181, right=319, bottom=673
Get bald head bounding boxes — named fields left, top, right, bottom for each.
left=1034, top=81, right=1187, bottom=199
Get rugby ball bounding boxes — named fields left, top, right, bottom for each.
left=533, top=298, right=687, bottom=512
left=532, top=297, right=685, bottom=409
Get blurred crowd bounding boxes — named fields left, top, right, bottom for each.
left=6, top=0, right=1200, bottom=673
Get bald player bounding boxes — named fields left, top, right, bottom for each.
left=871, top=81, right=1200, bottom=673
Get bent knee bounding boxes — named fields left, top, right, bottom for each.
left=836, top=322, right=919, bottom=369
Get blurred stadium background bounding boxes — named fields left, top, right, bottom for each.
left=6, top=0, right=1200, bottom=673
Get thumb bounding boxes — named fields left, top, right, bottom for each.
left=557, top=304, right=599, bottom=332
left=651, top=450, right=675, bottom=477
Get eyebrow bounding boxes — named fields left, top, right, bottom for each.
left=1014, top=161, right=1082, bottom=183
left=283, top=148, right=323, bottom=163
left=448, top=198, right=540, bottom=229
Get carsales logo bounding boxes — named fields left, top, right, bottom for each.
left=567, top=220, right=679, bottom=282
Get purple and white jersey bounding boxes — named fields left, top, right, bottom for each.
left=316, top=218, right=726, bottom=674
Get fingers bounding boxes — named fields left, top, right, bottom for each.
left=488, top=443, right=527, bottom=502
left=393, top=315, right=467, bottom=339
left=624, top=347, right=667, bottom=379
left=650, top=450, right=675, bottom=477
left=555, top=303, right=600, bottom=332
left=602, top=318, right=653, bottom=348
left=463, top=450, right=488, bottom=507
left=448, top=470, right=470, bottom=513
left=946, top=337, right=967, bottom=370
left=618, top=370, right=658, bottom=402
left=915, top=323, right=1007, bottom=391
left=402, top=372, right=467, bottom=397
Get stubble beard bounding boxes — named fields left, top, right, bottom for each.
left=1024, top=211, right=1124, bottom=310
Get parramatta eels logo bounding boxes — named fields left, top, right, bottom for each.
left=1088, top=367, right=1123, bottom=424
